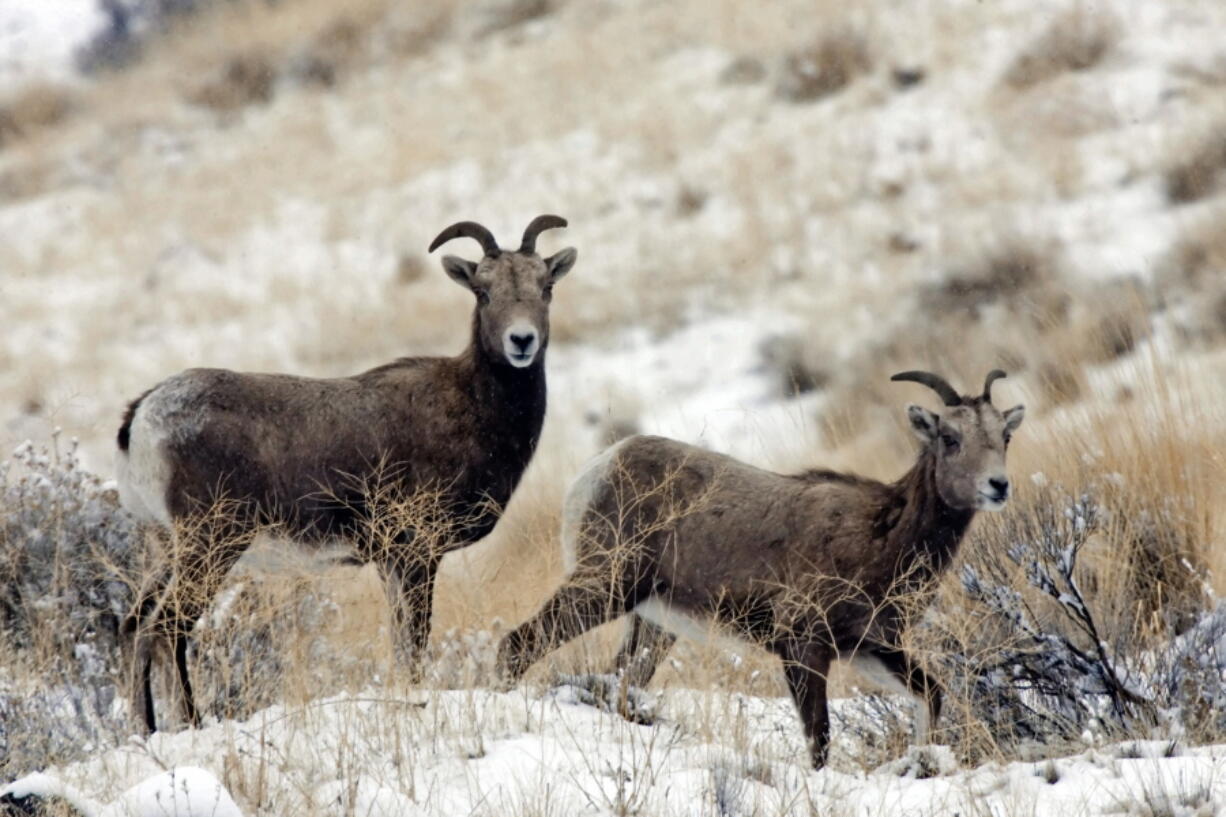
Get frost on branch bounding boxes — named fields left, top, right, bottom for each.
left=0, top=435, right=139, bottom=651
left=0, top=435, right=141, bottom=776
left=943, top=487, right=1226, bottom=749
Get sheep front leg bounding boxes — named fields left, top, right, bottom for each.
left=778, top=640, right=834, bottom=769
left=377, top=553, right=440, bottom=682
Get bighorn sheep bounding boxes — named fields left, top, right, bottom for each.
left=116, top=215, right=577, bottom=733
left=497, top=370, right=1024, bottom=767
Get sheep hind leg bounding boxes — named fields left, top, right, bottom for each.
left=606, top=613, right=675, bottom=724
left=613, top=613, right=676, bottom=688
left=857, top=645, right=942, bottom=745
left=136, top=521, right=253, bottom=731
left=496, top=571, right=635, bottom=686
left=122, top=560, right=171, bottom=734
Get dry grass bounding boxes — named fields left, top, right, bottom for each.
left=1164, top=125, right=1226, bottom=205
left=775, top=27, right=874, bottom=103
left=1002, top=5, right=1121, bottom=90
left=0, top=82, right=77, bottom=150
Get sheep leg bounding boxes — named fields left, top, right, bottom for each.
left=122, top=528, right=173, bottom=733
left=124, top=521, right=251, bottom=732
left=612, top=613, right=676, bottom=688
left=497, top=574, right=634, bottom=685
left=864, top=644, right=942, bottom=744
left=122, top=623, right=158, bottom=735
left=377, top=553, right=440, bottom=682
left=172, top=632, right=200, bottom=727
left=778, top=640, right=834, bottom=769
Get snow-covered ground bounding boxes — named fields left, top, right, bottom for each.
left=0, top=0, right=102, bottom=88
left=7, top=686, right=1226, bottom=816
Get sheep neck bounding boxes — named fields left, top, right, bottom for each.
left=459, top=311, right=548, bottom=465
left=883, top=448, right=976, bottom=580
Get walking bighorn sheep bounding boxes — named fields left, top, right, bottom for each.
left=497, top=370, right=1024, bottom=767
left=116, top=215, right=577, bottom=733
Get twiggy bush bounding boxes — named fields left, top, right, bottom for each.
left=0, top=435, right=139, bottom=777
left=0, top=435, right=137, bottom=655
left=925, top=481, right=1223, bottom=760
left=1002, top=6, right=1120, bottom=90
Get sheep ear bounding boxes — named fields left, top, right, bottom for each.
left=907, top=404, right=940, bottom=444
left=545, top=247, right=577, bottom=283
left=441, top=255, right=478, bottom=289
left=1003, top=404, right=1025, bottom=434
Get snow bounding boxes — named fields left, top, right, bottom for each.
left=11, top=687, right=1226, bottom=816
left=1, top=767, right=242, bottom=817
left=551, top=310, right=821, bottom=465
left=0, top=0, right=102, bottom=89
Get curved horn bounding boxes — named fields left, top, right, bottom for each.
left=518, top=214, right=568, bottom=254
left=428, top=221, right=500, bottom=257
left=982, top=369, right=1007, bottom=403
left=890, top=370, right=962, bottom=407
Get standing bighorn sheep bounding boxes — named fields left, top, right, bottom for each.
left=497, top=370, right=1024, bottom=767
left=116, top=215, right=577, bottom=733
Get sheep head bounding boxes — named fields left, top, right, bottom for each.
left=429, top=215, right=577, bottom=369
left=892, top=369, right=1025, bottom=511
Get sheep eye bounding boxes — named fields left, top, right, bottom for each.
left=941, top=434, right=960, bottom=451
left=542, top=284, right=554, bottom=301
left=476, top=290, right=491, bottom=306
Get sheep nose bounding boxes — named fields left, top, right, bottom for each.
left=988, top=477, right=1010, bottom=499
left=509, top=331, right=536, bottom=351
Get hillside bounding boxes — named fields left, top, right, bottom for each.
left=3, top=0, right=1226, bottom=814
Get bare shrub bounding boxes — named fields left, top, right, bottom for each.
left=473, top=0, right=553, bottom=38
left=191, top=576, right=349, bottom=722
left=951, top=491, right=1154, bottom=747
left=775, top=29, right=873, bottom=103
left=0, top=436, right=137, bottom=655
left=1164, top=131, right=1226, bottom=205
left=0, top=84, right=76, bottom=150
left=287, top=17, right=367, bottom=89
left=759, top=333, right=829, bottom=398
left=920, top=450, right=1221, bottom=761
left=919, top=239, right=1062, bottom=320
left=0, top=436, right=139, bottom=778
left=187, top=53, right=277, bottom=112
left=1002, top=6, right=1120, bottom=90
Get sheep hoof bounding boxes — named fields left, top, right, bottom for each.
left=550, top=673, right=658, bottom=725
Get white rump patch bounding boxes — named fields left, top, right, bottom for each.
left=115, top=374, right=209, bottom=527
left=559, top=437, right=634, bottom=576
